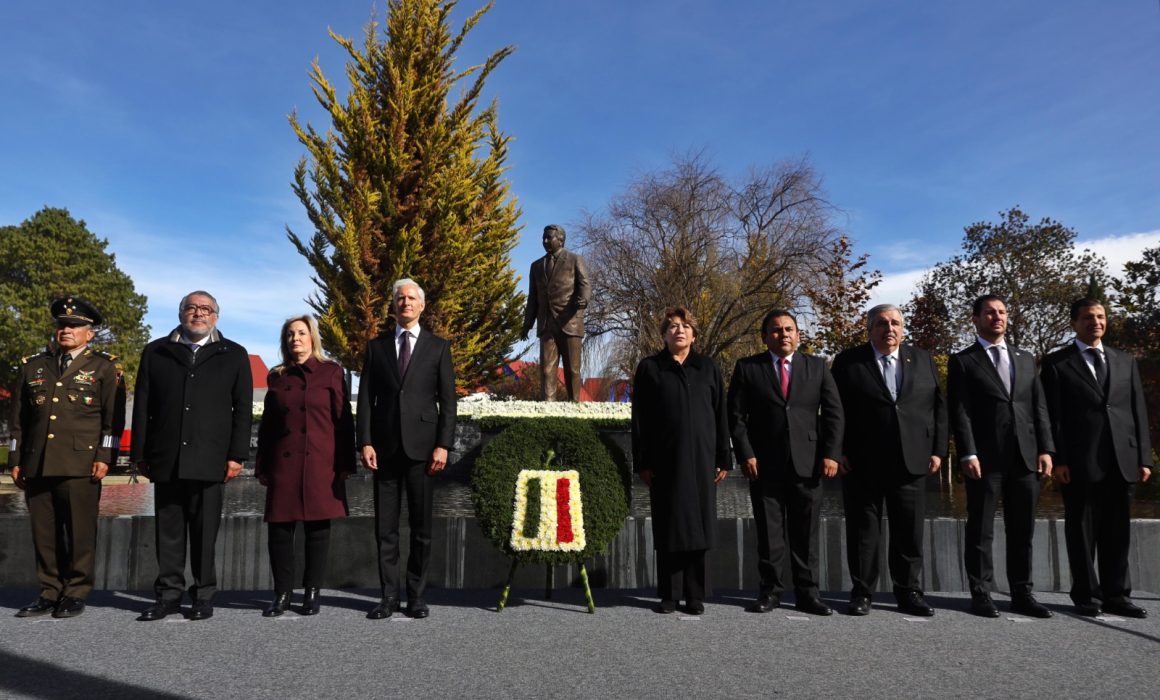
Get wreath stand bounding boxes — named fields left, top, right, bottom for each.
left=497, top=559, right=596, bottom=613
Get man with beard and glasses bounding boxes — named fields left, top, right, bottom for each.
left=132, top=291, right=252, bottom=621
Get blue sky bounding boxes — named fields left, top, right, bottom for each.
left=3, top=1, right=1158, bottom=366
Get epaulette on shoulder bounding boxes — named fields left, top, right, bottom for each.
left=21, top=352, right=50, bottom=364
left=93, top=350, right=119, bottom=362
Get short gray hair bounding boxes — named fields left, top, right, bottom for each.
left=866, top=303, right=903, bottom=332
left=179, top=290, right=220, bottom=314
left=392, top=278, right=425, bottom=303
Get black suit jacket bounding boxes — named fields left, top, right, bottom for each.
left=831, top=343, right=948, bottom=476
left=728, top=351, right=844, bottom=479
left=1041, top=343, right=1154, bottom=482
left=131, top=328, right=254, bottom=482
left=357, top=326, right=457, bottom=462
left=947, top=341, right=1054, bottom=473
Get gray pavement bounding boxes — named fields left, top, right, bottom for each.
left=1, top=588, right=1158, bottom=699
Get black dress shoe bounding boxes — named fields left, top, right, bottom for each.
left=1074, top=601, right=1102, bottom=617
left=847, top=596, right=871, bottom=616
left=1010, top=594, right=1052, bottom=619
left=684, top=600, right=705, bottom=615
left=795, top=597, right=833, bottom=616
left=52, top=597, right=86, bottom=619
left=898, top=591, right=934, bottom=617
left=301, top=588, right=321, bottom=616
left=970, top=592, right=999, bottom=618
left=407, top=599, right=430, bottom=619
left=1103, top=600, right=1148, bottom=619
left=654, top=600, right=677, bottom=614
left=16, top=597, right=57, bottom=618
left=263, top=593, right=291, bottom=618
left=368, top=597, right=399, bottom=620
left=189, top=601, right=214, bottom=620
left=138, top=600, right=181, bottom=622
left=748, top=594, right=780, bottom=613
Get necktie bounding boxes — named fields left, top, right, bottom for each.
left=399, top=331, right=412, bottom=376
left=59, top=352, right=72, bottom=375
left=990, top=345, right=1012, bottom=395
left=882, top=355, right=897, bottom=401
left=545, top=253, right=556, bottom=278
left=1088, top=348, right=1107, bottom=393
left=778, top=357, right=790, bottom=398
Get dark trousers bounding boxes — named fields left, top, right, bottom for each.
left=373, top=450, right=433, bottom=601
left=154, top=479, right=223, bottom=603
left=843, top=468, right=926, bottom=598
left=749, top=474, right=821, bottom=598
left=25, top=476, right=102, bottom=601
left=656, top=549, right=707, bottom=603
left=538, top=331, right=582, bottom=401
left=267, top=520, right=332, bottom=594
left=964, top=465, right=1039, bottom=596
left=1061, top=476, right=1133, bottom=604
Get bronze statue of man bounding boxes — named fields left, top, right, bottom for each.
left=521, top=224, right=590, bottom=401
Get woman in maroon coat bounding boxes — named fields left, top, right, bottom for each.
left=256, top=315, right=355, bottom=616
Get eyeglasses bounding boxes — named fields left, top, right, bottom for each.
left=182, top=304, right=218, bottom=316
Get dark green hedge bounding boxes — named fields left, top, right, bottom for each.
left=471, top=417, right=630, bottom=564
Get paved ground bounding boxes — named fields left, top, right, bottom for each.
left=2, top=588, right=1158, bottom=699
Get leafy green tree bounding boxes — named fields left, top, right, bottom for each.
left=800, top=236, right=882, bottom=357
left=1110, top=244, right=1160, bottom=446
left=905, top=207, right=1106, bottom=357
left=904, top=274, right=956, bottom=357
left=0, top=207, right=149, bottom=404
left=288, top=0, right=524, bottom=388
left=1111, top=244, right=1160, bottom=357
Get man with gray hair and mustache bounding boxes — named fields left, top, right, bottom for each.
left=830, top=303, right=948, bottom=617
left=132, top=291, right=253, bottom=621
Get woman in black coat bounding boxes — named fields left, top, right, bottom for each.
left=256, top=315, right=355, bottom=616
left=631, top=307, right=731, bottom=614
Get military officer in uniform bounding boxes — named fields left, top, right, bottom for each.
left=8, top=297, right=125, bottom=618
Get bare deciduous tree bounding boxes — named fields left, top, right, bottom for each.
left=577, top=152, right=841, bottom=378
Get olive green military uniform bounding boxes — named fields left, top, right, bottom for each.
left=8, top=347, right=126, bottom=601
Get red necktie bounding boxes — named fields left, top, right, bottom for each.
left=779, top=357, right=790, bottom=397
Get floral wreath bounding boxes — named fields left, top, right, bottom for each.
left=471, top=417, right=629, bottom=566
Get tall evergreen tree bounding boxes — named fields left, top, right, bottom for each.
left=0, top=207, right=150, bottom=402
left=288, top=0, right=524, bottom=388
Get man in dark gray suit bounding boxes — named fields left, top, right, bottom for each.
left=1041, top=298, right=1153, bottom=618
left=831, top=304, right=947, bottom=617
left=948, top=294, right=1054, bottom=619
left=358, top=278, right=457, bottom=619
left=521, top=224, right=590, bottom=401
left=728, top=309, right=844, bottom=616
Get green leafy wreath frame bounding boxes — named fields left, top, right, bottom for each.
left=470, top=417, right=631, bottom=610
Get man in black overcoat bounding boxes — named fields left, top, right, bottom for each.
left=9, top=297, right=125, bottom=619
left=728, top=309, right=844, bottom=615
left=358, top=278, right=457, bottom=619
left=1041, top=298, right=1153, bottom=618
left=132, top=291, right=253, bottom=621
left=831, top=303, right=947, bottom=617
left=948, top=294, right=1054, bottom=619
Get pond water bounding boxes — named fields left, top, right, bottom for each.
left=2, top=473, right=1159, bottom=519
